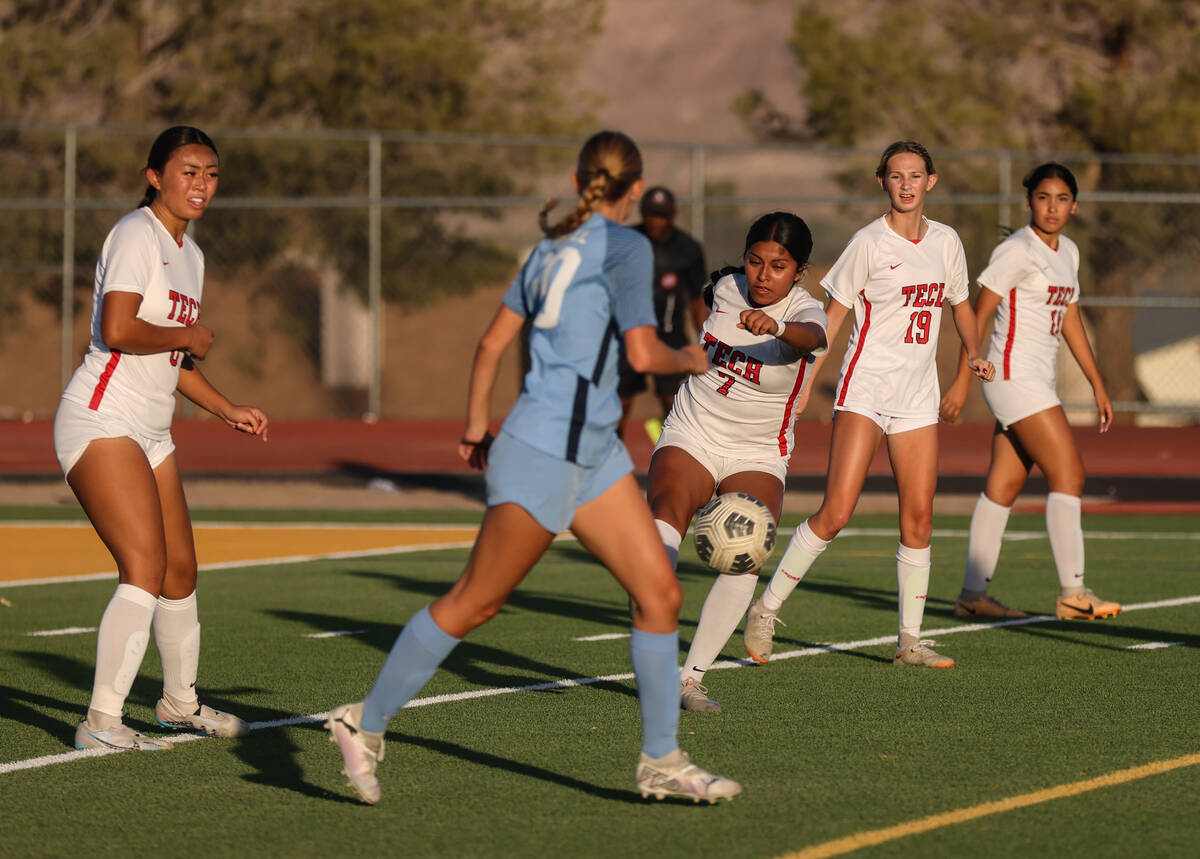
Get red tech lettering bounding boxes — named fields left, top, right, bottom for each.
left=167, top=290, right=183, bottom=321
left=705, top=334, right=763, bottom=386
left=1046, top=285, right=1075, bottom=306
left=902, top=283, right=946, bottom=308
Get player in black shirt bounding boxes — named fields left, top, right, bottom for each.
left=619, top=186, right=708, bottom=440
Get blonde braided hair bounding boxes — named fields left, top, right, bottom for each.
left=539, top=131, right=642, bottom=238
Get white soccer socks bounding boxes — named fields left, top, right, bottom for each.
left=961, top=492, right=1012, bottom=599
left=680, top=573, right=759, bottom=685
left=654, top=519, right=682, bottom=570
left=1046, top=492, right=1086, bottom=596
left=89, top=583, right=157, bottom=721
left=154, top=591, right=201, bottom=715
left=762, top=520, right=828, bottom=612
left=896, top=543, right=931, bottom=639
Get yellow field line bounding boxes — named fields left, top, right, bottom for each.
left=779, top=752, right=1200, bottom=859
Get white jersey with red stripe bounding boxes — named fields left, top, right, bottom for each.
left=665, top=272, right=828, bottom=460
left=60, top=207, right=204, bottom=439
left=979, top=225, right=1079, bottom=383
left=823, top=215, right=969, bottom=419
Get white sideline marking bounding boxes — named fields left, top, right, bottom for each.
left=3, top=593, right=1196, bottom=776
left=1126, top=641, right=1183, bottom=650
left=27, top=627, right=96, bottom=637
left=303, top=629, right=367, bottom=639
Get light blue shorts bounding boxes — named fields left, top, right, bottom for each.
left=485, top=430, right=633, bottom=534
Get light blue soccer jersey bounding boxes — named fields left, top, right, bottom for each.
left=501, top=213, right=655, bottom=465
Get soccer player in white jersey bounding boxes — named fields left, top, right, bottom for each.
left=940, top=162, right=1119, bottom=621
left=642, top=212, right=828, bottom=712
left=743, top=141, right=995, bottom=670
left=54, top=127, right=268, bottom=751
left=326, top=131, right=741, bottom=805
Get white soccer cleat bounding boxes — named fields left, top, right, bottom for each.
left=636, top=749, right=742, bottom=803
left=74, top=720, right=174, bottom=751
left=743, top=597, right=784, bottom=664
left=326, top=702, right=385, bottom=805
left=680, top=678, right=721, bottom=713
left=156, top=699, right=249, bottom=738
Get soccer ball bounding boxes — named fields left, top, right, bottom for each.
left=692, top=492, right=777, bottom=574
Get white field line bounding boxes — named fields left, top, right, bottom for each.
left=1126, top=641, right=1184, bottom=650
left=2, top=593, right=1195, bottom=776
left=26, top=627, right=96, bottom=637
left=303, top=630, right=368, bottom=639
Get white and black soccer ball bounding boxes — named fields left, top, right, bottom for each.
left=692, top=492, right=777, bottom=575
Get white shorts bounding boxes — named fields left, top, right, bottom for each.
left=982, top=377, right=1061, bottom=430
left=655, top=419, right=789, bottom=485
left=835, top=405, right=937, bottom=435
left=53, top=398, right=175, bottom=478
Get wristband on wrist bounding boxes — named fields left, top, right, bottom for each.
left=774, top=321, right=788, bottom=339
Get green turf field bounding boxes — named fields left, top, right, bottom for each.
left=1, top=509, right=1196, bottom=858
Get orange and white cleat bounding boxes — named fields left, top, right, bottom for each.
left=1056, top=589, right=1122, bottom=620
left=954, top=593, right=1028, bottom=619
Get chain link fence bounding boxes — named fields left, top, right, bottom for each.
left=1, top=121, right=1197, bottom=425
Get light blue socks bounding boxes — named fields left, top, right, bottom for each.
left=630, top=627, right=680, bottom=759
left=361, top=606, right=460, bottom=733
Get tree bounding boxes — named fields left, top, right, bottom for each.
left=738, top=0, right=1200, bottom=410
left=0, top=0, right=602, bottom=326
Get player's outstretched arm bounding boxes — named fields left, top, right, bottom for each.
left=176, top=360, right=269, bottom=441
left=460, top=304, right=525, bottom=468
left=624, top=324, right=707, bottom=375
left=1060, top=303, right=1112, bottom=432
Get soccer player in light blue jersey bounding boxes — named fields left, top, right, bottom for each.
left=327, top=131, right=742, bottom=805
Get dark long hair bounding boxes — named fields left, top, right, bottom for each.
left=138, top=126, right=219, bottom=208
left=704, top=211, right=813, bottom=306
left=1023, top=162, right=1078, bottom=199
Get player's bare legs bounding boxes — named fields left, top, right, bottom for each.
left=647, top=445, right=716, bottom=542
left=146, top=454, right=247, bottom=737
left=430, top=503, right=556, bottom=637
left=574, top=472, right=682, bottom=632
left=572, top=474, right=740, bottom=800
left=971, top=406, right=1113, bottom=618
left=680, top=468, right=784, bottom=706
left=885, top=423, right=952, bottom=666
left=746, top=411, right=881, bottom=662
left=67, top=438, right=174, bottom=748
left=809, top=411, right=883, bottom=540
left=68, top=438, right=168, bottom=595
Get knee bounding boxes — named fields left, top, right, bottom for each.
left=812, top=506, right=851, bottom=539
left=899, top=508, right=933, bottom=546
left=634, top=576, right=682, bottom=625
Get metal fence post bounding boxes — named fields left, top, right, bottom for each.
left=690, top=143, right=706, bottom=242
left=60, top=125, right=76, bottom=391
left=367, top=133, right=382, bottom=420
left=998, top=151, right=1012, bottom=231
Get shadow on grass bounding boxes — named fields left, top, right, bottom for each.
left=387, top=731, right=661, bottom=805
left=235, top=717, right=362, bottom=804
left=265, top=609, right=639, bottom=701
